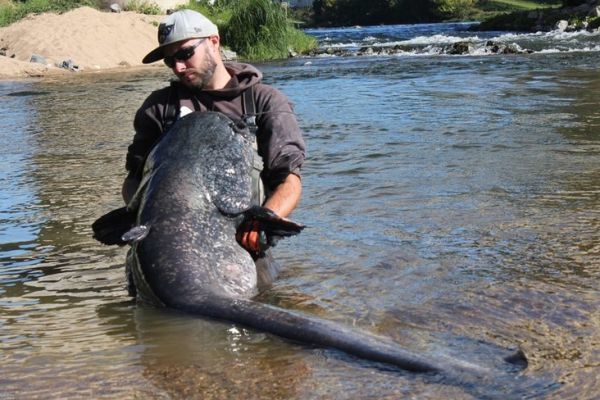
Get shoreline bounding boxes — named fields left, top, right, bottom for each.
left=2, top=4, right=597, bottom=82
left=0, top=58, right=165, bottom=82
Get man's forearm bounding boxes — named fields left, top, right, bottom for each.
left=263, top=173, right=302, bottom=218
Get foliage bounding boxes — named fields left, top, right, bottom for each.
left=220, top=0, right=316, bottom=60
left=454, top=0, right=561, bottom=23
left=0, top=0, right=94, bottom=27
left=182, top=0, right=233, bottom=30
left=313, top=0, right=439, bottom=26
left=286, top=4, right=313, bottom=26
left=124, top=0, right=161, bottom=15
left=309, top=0, right=567, bottom=26
left=434, top=0, right=476, bottom=20
left=475, top=8, right=533, bottom=29
left=486, top=0, right=559, bottom=9
left=476, top=0, right=596, bottom=30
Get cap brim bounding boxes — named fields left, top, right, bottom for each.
left=142, top=45, right=167, bottom=64
left=142, top=35, right=210, bottom=64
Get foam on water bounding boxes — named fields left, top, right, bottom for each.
left=311, top=22, right=600, bottom=56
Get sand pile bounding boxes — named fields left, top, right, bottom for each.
left=0, top=6, right=163, bottom=79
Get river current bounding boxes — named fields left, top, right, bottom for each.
left=0, top=23, right=598, bottom=399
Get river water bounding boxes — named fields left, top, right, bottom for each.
left=0, top=23, right=598, bottom=399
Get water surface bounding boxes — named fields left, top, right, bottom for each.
left=1, top=23, right=599, bottom=399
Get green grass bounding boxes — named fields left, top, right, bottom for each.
left=0, top=0, right=163, bottom=26
left=0, top=0, right=95, bottom=27
left=488, top=0, right=561, bottom=10
left=472, top=0, right=563, bottom=23
left=189, top=0, right=316, bottom=60
left=124, top=0, right=162, bottom=15
left=181, top=2, right=233, bottom=32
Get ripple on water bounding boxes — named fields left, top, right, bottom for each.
left=1, top=48, right=599, bottom=398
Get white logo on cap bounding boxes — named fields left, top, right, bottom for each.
left=158, top=23, right=174, bottom=44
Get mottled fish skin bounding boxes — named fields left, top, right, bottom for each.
left=130, top=112, right=258, bottom=304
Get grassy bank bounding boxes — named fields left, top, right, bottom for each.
left=464, top=0, right=561, bottom=22
left=0, top=0, right=94, bottom=26
left=0, top=0, right=317, bottom=60
left=0, top=0, right=163, bottom=26
left=186, top=0, right=316, bottom=60
left=488, top=0, right=560, bottom=10
left=475, top=0, right=599, bottom=31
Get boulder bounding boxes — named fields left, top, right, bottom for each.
left=446, top=41, right=474, bottom=55
left=56, top=59, right=80, bottom=71
left=555, top=20, right=569, bottom=31
left=30, top=54, right=47, bottom=64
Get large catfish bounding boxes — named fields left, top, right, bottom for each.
left=92, top=112, right=526, bottom=379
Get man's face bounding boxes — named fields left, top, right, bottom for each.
left=164, top=38, right=217, bottom=91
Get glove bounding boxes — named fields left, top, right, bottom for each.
left=236, top=219, right=267, bottom=257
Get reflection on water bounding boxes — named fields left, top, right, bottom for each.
left=0, top=45, right=598, bottom=398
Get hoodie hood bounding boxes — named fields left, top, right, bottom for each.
left=201, top=62, right=263, bottom=98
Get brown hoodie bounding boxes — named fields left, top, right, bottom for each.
left=126, top=63, right=306, bottom=191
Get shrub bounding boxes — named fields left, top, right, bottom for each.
left=435, top=0, right=476, bottom=20
left=124, top=0, right=161, bottom=15
left=589, top=16, right=600, bottom=30
left=221, top=0, right=315, bottom=60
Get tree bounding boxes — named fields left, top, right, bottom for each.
left=313, top=0, right=439, bottom=26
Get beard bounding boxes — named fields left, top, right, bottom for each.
left=177, top=52, right=217, bottom=91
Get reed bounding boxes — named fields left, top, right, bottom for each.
left=220, top=0, right=316, bottom=60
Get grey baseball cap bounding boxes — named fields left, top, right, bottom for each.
left=142, top=9, right=218, bottom=64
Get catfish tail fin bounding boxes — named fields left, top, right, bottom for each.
left=176, top=296, right=442, bottom=374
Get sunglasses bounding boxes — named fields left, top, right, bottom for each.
left=163, top=39, right=206, bottom=68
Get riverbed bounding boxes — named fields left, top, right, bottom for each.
left=0, top=23, right=598, bottom=399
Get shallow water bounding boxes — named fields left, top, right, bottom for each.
left=1, top=23, right=599, bottom=399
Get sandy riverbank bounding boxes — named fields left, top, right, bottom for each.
left=0, top=7, right=164, bottom=80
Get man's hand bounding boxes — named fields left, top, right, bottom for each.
left=236, top=219, right=261, bottom=255
left=237, top=174, right=302, bottom=256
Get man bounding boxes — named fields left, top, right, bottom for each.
left=123, top=9, right=305, bottom=287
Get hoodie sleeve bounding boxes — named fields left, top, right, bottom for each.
left=254, top=83, right=306, bottom=191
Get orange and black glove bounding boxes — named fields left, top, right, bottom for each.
left=236, top=219, right=268, bottom=258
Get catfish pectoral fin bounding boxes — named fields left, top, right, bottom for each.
left=91, top=206, right=136, bottom=246
left=244, top=205, right=305, bottom=237
left=122, top=225, right=150, bottom=243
